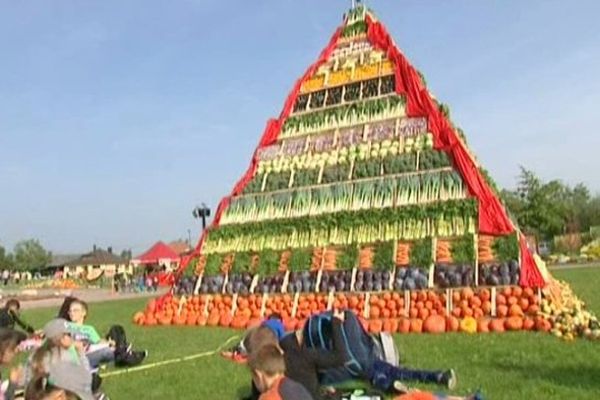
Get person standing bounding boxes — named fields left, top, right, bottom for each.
left=13, top=271, right=20, bottom=285
left=2, top=270, right=9, bottom=286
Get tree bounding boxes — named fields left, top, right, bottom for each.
left=0, top=245, right=14, bottom=270
left=13, top=239, right=51, bottom=272
left=120, top=249, right=133, bottom=261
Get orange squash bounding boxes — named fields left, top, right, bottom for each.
left=398, top=318, right=411, bottom=334
left=489, top=318, right=505, bottom=333
left=477, top=318, right=490, bottom=333
left=446, top=316, right=460, bottom=332
left=409, top=319, right=423, bottom=333
left=509, top=304, right=524, bottom=317
left=505, top=316, right=523, bottom=331
left=523, top=317, right=535, bottom=331
left=423, top=315, right=446, bottom=334
left=132, top=312, right=145, bottom=325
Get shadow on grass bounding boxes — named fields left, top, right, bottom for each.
left=492, top=360, right=600, bottom=391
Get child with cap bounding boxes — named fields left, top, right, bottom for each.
left=25, top=319, right=92, bottom=391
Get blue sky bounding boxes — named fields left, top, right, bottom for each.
left=1, top=0, right=599, bottom=254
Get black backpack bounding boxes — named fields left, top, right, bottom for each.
left=105, top=325, right=146, bottom=367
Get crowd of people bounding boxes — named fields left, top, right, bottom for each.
left=1, top=271, right=36, bottom=286
left=231, top=310, right=484, bottom=400
left=0, top=297, right=147, bottom=400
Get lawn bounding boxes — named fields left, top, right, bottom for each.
left=17, top=267, right=600, bottom=400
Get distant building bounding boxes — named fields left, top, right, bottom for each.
left=64, top=245, right=130, bottom=278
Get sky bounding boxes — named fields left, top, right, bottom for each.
left=1, top=0, right=599, bottom=254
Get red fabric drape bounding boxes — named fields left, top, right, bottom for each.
left=366, top=15, right=544, bottom=287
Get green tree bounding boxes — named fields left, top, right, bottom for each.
left=0, top=245, right=14, bottom=269
left=13, top=239, right=51, bottom=272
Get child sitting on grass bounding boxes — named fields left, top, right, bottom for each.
left=0, top=329, right=27, bottom=400
left=0, top=300, right=35, bottom=335
left=25, top=318, right=96, bottom=399
left=249, top=344, right=312, bottom=400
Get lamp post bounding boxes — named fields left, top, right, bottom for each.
left=192, top=203, right=211, bottom=231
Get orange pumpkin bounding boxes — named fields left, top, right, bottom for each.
left=479, top=289, right=491, bottom=302
left=197, top=315, right=207, bottom=326
left=186, top=314, right=198, bottom=326
left=512, top=287, right=523, bottom=297
left=489, top=318, right=505, bottom=333
left=477, top=318, right=490, bottom=333
left=132, top=312, right=145, bottom=325
left=370, top=306, right=381, bottom=319
left=398, top=318, right=411, bottom=334
left=497, top=304, right=508, bottom=318
left=535, top=317, right=551, bottom=332
left=410, top=319, right=423, bottom=333
left=446, top=316, right=460, bottom=332
left=461, top=287, right=474, bottom=301
left=423, top=315, right=446, bottom=334
left=509, top=304, right=524, bottom=317
left=505, top=316, right=523, bottom=331
left=523, top=317, right=535, bottom=331
left=145, top=315, right=157, bottom=326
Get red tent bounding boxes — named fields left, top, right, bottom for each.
left=134, top=241, right=181, bottom=265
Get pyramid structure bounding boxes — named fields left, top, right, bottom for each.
left=136, top=6, right=600, bottom=340
left=178, top=5, right=544, bottom=290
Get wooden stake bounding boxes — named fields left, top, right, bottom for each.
left=230, top=293, right=239, bottom=317
left=193, top=274, right=203, bottom=295
left=404, top=290, right=410, bottom=317
left=491, top=287, right=497, bottom=317
left=291, top=292, right=300, bottom=318
left=350, top=267, right=358, bottom=292
left=250, top=274, right=259, bottom=294
left=203, top=295, right=212, bottom=317
left=364, top=292, right=371, bottom=318
left=327, top=290, right=336, bottom=311
left=260, top=293, right=269, bottom=318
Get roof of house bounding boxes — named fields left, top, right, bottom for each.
left=168, top=240, right=191, bottom=255
left=47, top=254, right=82, bottom=267
left=66, top=248, right=125, bottom=267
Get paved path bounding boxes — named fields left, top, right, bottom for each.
left=14, top=288, right=169, bottom=310
left=548, top=262, right=600, bottom=271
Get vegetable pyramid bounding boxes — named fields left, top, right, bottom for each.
left=182, top=5, right=544, bottom=291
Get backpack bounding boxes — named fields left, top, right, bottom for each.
left=105, top=325, right=146, bottom=367
left=303, top=310, right=400, bottom=383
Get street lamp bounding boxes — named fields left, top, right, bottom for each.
left=192, top=203, right=211, bottom=230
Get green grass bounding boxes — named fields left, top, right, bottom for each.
left=14, top=267, right=600, bottom=400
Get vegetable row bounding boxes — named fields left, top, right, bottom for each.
left=282, top=95, right=405, bottom=138
left=223, top=169, right=465, bottom=224
left=294, top=74, right=395, bottom=113
left=203, top=199, right=478, bottom=254
left=245, top=148, right=451, bottom=195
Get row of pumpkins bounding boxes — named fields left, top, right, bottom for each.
left=133, top=286, right=561, bottom=335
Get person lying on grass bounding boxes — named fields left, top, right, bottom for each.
left=238, top=310, right=456, bottom=397
left=0, top=300, right=36, bottom=335
left=249, top=344, right=313, bottom=400
left=243, top=310, right=348, bottom=400
left=0, top=329, right=27, bottom=400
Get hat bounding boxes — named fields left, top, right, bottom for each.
left=48, top=361, right=95, bottom=400
left=261, top=319, right=285, bottom=340
left=43, top=318, right=71, bottom=340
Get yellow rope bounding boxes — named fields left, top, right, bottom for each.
left=102, top=335, right=240, bottom=378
